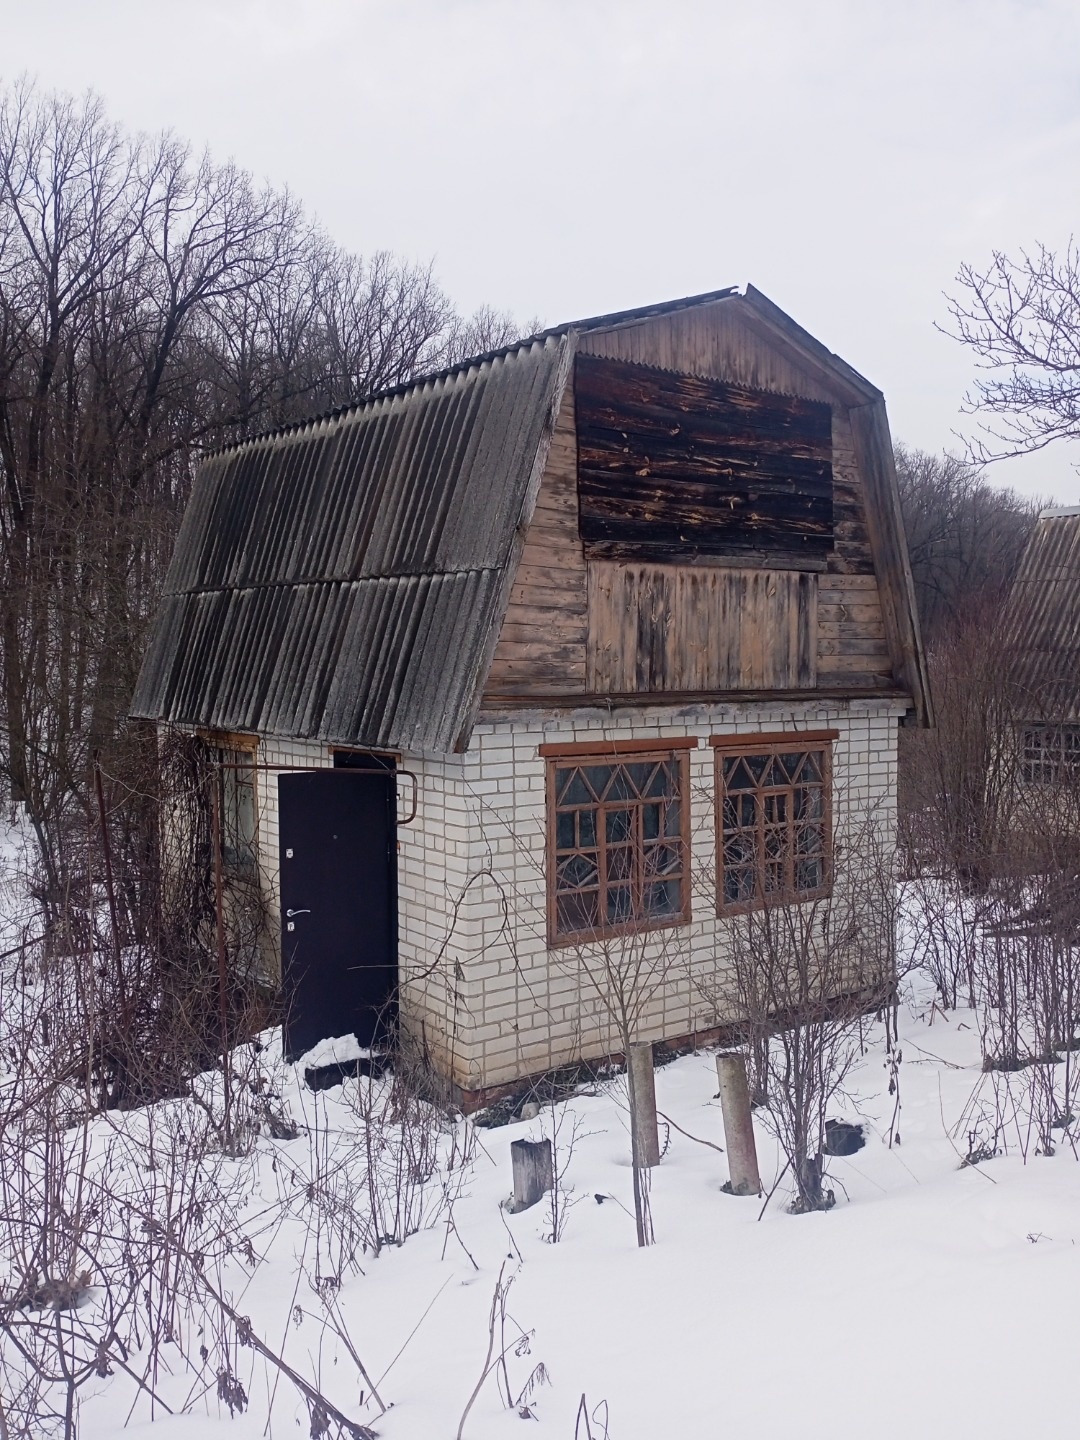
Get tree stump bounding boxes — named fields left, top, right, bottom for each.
left=507, top=1138, right=553, bottom=1212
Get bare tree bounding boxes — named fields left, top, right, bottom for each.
left=0, top=78, right=528, bottom=934
left=894, top=442, right=1039, bottom=644
left=943, top=239, right=1080, bottom=465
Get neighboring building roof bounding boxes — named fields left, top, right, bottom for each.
left=131, top=285, right=929, bottom=750
left=1007, top=509, right=1080, bottom=723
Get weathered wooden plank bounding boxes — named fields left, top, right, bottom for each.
left=485, top=381, right=588, bottom=700
left=818, top=620, right=887, bottom=642
left=817, top=636, right=891, bottom=658
left=587, top=562, right=817, bottom=693
left=577, top=300, right=847, bottom=405
left=817, top=601, right=887, bottom=624
left=817, top=575, right=879, bottom=593
left=817, top=652, right=896, bottom=673
left=511, top=561, right=585, bottom=586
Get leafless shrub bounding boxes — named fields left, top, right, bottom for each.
left=454, top=1261, right=547, bottom=1439
left=717, top=807, right=897, bottom=1212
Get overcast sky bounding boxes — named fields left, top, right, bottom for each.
left=3, top=0, right=1079, bottom=501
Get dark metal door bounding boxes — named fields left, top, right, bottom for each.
left=278, top=767, right=397, bottom=1061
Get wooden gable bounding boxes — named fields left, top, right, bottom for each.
left=482, top=295, right=916, bottom=713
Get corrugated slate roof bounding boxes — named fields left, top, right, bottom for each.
left=1007, top=510, right=1080, bottom=722
left=131, top=335, right=572, bottom=752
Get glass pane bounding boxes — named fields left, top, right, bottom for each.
left=558, top=768, right=593, bottom=805
left=606, top=846, right=633, bottom=882
left=722, top=798, right=739, bottom=833
left=663, top=799, right=682, bottom=838
left=644, top=880, right=681, bottom=916
left=739, top=794, right=757, bottom=827
left=580, top=765, right=614, bottom=800
left=801, top=752, right=822, bottom=781
left=222, top=759, right=257, bottom=868
left=764, top=827, right=786, bottom=859
left=745, top=754, right=770, bottom=782
left=725, top=868, right=754, bottom=903
left=578, top=809, right=597, bottom=846
left=557, top=890, right=599, bottom=933
left=643, top=802, right=661, bottom=840
left=556, top=810, right=575, bottom=849
left=557, top=853, right=598, bottom=889
left=724, top=759, right=755, bottom=791
left=725, top=833, right=756, bottom=866
left=606, top=886, right=632, bottom=923
left=764, top=861, right=783, bottom=893
left=796, top=823, right=823, bottom=855
left=796, top=859, right=823, bottom=891
left=795, top=786, right=823, bottom=820
left=645, top=841, right=681, bottom=877
left=779, top=753, right=804, bottom=781
left=764, top=792, right=788, bottom=823
left=606, top=807, right=633, bottom=843
left=645, top=763, right=670, bottom=797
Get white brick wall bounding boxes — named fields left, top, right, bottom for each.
left=212, top=696, right=905, bottom=1096
left=398, top=696, right=906, bottom=1094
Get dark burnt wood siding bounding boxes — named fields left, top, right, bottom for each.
left=574, top=355, right=833, bottom=567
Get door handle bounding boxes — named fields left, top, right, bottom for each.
left=286, top=908, right=311, bottom=918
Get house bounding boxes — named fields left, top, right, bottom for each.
left=1007, top=507, right=1080, bottom=788
left=131, top=285, right=930, bottom=1107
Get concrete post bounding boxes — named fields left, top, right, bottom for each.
left=716, top=1051, right=761, bottom=1196
left=628, top=1040, right=661, bottom=1168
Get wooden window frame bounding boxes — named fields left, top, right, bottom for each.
left=545, top=743, right=692, bottom=948
left=1019, top=723, right=1080, bottom=784
left=712, top=732, right=835, bottom=916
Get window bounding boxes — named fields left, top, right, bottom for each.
left=215, top=745, right=258, bottom=872
left=1020, top=724, right=1080, bottom=783
left=713, top=733, right=833, bottom=913
left=545, top=744, right=691, bottom=944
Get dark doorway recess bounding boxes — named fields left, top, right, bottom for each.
left=279, top=752, right=397, bottom=1063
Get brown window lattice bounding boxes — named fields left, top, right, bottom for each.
left=1020, top=724, right=1080, bottom=783
left=547, top=747, right=690, bottom=945
left=714, top=736, right=833, bottom=913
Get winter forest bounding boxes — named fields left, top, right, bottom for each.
left=3, top=65, right=1080, bottom=1440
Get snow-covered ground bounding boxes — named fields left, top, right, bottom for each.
left=3, top=816, right=1079, bottom=1440
left=61, top=991, right=1080, bottom=1440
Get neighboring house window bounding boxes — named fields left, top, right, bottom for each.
left=544, top=743, right=692, bottom=944
left=1020, top=724, right=1080, bottom=783
left=213, top=744, right=258, bottom=872
left=713, top=733, right=834, bottom=913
